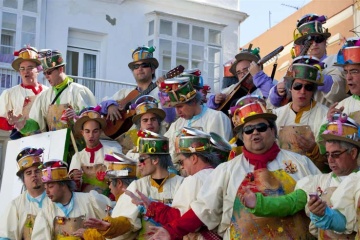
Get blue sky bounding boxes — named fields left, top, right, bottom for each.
left=239, top=0, right=311, bottom=46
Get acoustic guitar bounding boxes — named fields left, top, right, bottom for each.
left=104, top=65, right=185, bottom=139
left=217, top=46, right=284, bottom=114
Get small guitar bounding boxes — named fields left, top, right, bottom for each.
left=104, top=65, right=184, bottom=139
left=217, top=46, right=284, bottom=114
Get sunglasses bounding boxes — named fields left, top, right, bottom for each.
left=302, top=35, right=326, bottom=45
left=243, top=122, right=271, bottom=135
left=138, top=156, right=151, bottom=163
left=43, top=67, right=59, bottom=76
left=292, top=82, right=316, bottom=92
left=325, top=149, right=348, bottom=159
left=133, top=62, right=151, bottom=70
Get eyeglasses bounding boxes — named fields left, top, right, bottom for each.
left=325, top=149, right=348, bottom=159
left=292, top=82, right=316, bottom=92
left=243, top=122, right=271, bottom=135
left=311, top=35, right=326, bottom=43
left=138, top=156, right=151, bottom=163
left=343, top=69, right=360, bottom=77
left=43, top=67, right=59, bottom=76
left=19, top=66, right=36, bottom=72
left=236, top=67, right=249, bottom=78
left=133, top=62, right=151, bottom=70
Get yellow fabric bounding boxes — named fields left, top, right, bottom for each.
left=83, top=228, right=105, bottom=240
left=101, top=215, right=132, bottom=239
left=293, top=101, right=317, bottom=123
left=150, top=173, right=177, bottom=193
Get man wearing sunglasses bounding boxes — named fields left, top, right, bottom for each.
left=1, top=46, right=48, bottom=139
left=272, top=61, right=329, bottom=171
left=146, top=103, right=320, bottom=239
left=327, top=37, right=360, bottom=124
left=10, top=49, right=96, bottom=136
left=240, top=116, right=360, bottom=239
left=270, top=14, right=348, bottom=108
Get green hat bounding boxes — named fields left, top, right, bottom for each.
left=38, top=49, right=66, bottom=71
left=285, top=63, right=324, bottom=85
left=175, top=127, right=211, bottom=153
left=128, top=46, right=159, bottom=70
left=179, top=69, right=203, bottom=90
left=159, top=77, right=197, bottom=108
left=12, top=46, right=41, bottom=71
left=294, top=14, right=331, bottom=45
left=137, top=130, right=169, bottom=154
left=230, top=45, right=261, bottom=76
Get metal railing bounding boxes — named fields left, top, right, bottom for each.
left=0, top=66, right=137, bottom=103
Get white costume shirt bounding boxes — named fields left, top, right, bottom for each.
left=337, top=95, right=360, bottom=117
left=111, top=174, right=183, bottom=233
left=190, top=149, right=321, bottom=238
left=0, top=84, right=48, bottom=117
left=29, top=81, right=96, bottom=132
left=165, top=106, right=232, bottom=156
left=31, top=190, right=112, bottom=239
left=273, top=101, right=329, bottom=140
left=0, top=191, right=51, bottom=240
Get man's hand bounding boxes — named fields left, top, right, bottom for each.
left=296, top=133, right=316, bottom=153
left=69, top=169, right=83, bottom=181
left=156, top=76, right=166, bottom=87
left=308, top=196, right=327, bottom=217
left=124, top=189, right=152, bottom=208
left=72, top=228, right=85, bottom=238
left=148, top=226, right=171, bottom=240
left=214, top=93, right=227, bottom=104
left=64, top=107, right=77, bottom=119
left=7, top=110, right=25, bottom=130
left=249, top=61, right=261, bottom=76
left=107, top=105, right=122, bottom=121
left=276, top=82, right=287, bottom=97
left=84, top=218, right=110, bottom=231
left=327, top=102, right=344, bottom=121
left=240, top=187, right=257, bottom=209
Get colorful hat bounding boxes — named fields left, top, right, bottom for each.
left=294, top=14, right=331, bottom=45
left=224, top=59, right=236, bottom=77
left=175, top=127, right=211, bottom=153
left=38, top=49, right=66, bottom=71
left=334, top=37, right=360, bottom=66
left=16, top=147, right=43, bottom=176
left=232, top=101, right=277, bottom=133
left=179, top=69, right=203, bottom=90
left=229, top=95, right=266, bottom=116
left=74, top=106, right=106, bottom=134
left=137, top=130, right=169, bottom=154
left=230, top=45, right=261, bottom=76
left=12, top=46, right=42, bottom=71
left=159, top=77, right=197, bottom=108
left=285, top=63, right=324, bottom=85
left=41, top=160, right=70, bottom=182
left=131, top=95, right=166, bottom=123
left=128, top=46, right=159, bottom=70
left=209, top=132, right=232, bottom=162
left=321, top=114, right=360, bottom=148
left=104, top=152, right=137, bottom=179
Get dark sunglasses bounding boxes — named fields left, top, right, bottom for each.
left=243, top=122, right=271, bottom=135
left=302, top=35, right=326, bottom=45
left=133, top=62, right=151, bottom=70
left=292, top=82, right=316, bottom=92
left=138, top=156, right=151, bottom=163
left=43, top=67, right=59, bottom=76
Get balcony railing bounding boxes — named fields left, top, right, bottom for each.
left=0, top=66, right=136, bottom=103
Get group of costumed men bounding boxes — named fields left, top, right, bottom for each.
left=1, top=12, right=360, bottom=240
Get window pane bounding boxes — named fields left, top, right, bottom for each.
left=160, top=20, right=172, bottom=36
left=159, top=39, right=171, bottom=56
left=176, top=58, right=188, bottom=69
left=21, top=32, right=35, bottom=46
left=23, top=0, right=37, bottom=12
left=208, top=48, right=220, bottom=63
left=192, top=26, right=204, bottom=42
left=22, top=16, right=36, bottom=33
left=192, top=45, right=203, bottom=60
left=3, top=0, right=18, bottom=8
left=177, top=23, right=189, bottom=39
left=2, top=12, right=17, bottom=30
left=148, top=40, right=153, bottom=47
left=66, top=51, right=79, bottom=76
left=148, top=20, right=154, bottom=36
left=191, top=60, right=202, bottom=70
left=209, top=29, right=221, bottom=45
left=176, top=42, right=189, bottom=59
left=162, top=56, right=171, bottom=73
left=83, top=54, right=97, bottom=78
